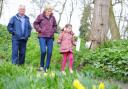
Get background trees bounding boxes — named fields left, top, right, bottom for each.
left=0, top=0, right=128, bottom=48
left=79, top=0, right=128, bottom=49
left=0, top=0, right=4, bottom=18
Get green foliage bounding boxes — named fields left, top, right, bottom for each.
left=0, top=24, right=127, bottom=88
left=79, top=5, right=91, bottom=40
left=25, top=33, right=62, bottom=69
left=0, top=24, right=11, bottom=60
left=78, top=40, right=128, bottom=82
left=0, top=62, right=119, bottom=89
left=25, top=33, right=40, bottom=66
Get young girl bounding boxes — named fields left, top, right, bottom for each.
left=57, top=24, right=76, bottom=74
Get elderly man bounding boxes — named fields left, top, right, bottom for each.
left=7, top=5, right=32, bottom=65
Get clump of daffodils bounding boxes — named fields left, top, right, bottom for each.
left=92, top=85, right=96, bottom=89
left=98, top=82, right=105, bottom=89
left=36, top=72, right=42, bottom=78
left=43, top=71, right=55, bottom=78
left=44, top=72, right=48, bottom=77
left=73, top=79, right=85, bottom=89
left=49, top=71, right=55, bottom=78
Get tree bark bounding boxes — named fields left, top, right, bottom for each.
left=0, top=0, right=4, bottom=18
left=90, top=0, right=110, bottom=49
left=109, top=0, right=120, bottom=40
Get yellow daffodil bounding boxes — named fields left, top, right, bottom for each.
left=99, top=82, right=105, bottom=89
left=44, top=72, right=48, bottom=77
left=50, top=71, right=55, bottom=78
left=73, top=79, right=80, bottom=88
left=80, top=85, right=85, bottom=89
left=73, top=79, right=86, bottom=89
left=36, top=72, right=42, bottom=78
left=92, top=85, right=96, bottom=89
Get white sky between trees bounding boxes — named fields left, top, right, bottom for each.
left=0, top=0, right=82, bottom=36
left=0, top=0, right=128, bottom=37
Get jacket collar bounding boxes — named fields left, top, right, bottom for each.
left=15, top=14, right=28, bottom=20
left=63, top=30, right=74, bottom=35
left=41, top=11, right=53, bottom=19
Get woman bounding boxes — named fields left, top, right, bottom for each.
left=33, top=5, right=57, bottom=72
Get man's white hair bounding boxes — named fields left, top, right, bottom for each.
left=18, top=4, right=26, bottom=9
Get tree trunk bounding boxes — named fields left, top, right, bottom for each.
left=90, top=0, right=110, bottom=49
left=109, top=0, right=120, bottom=40
left=0, top=0, right=4, bottom=18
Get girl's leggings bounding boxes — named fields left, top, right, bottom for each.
left=61, top=52, right=74, bottom=71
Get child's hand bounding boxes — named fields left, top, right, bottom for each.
left=73, top=42, right=77, bottom=46
left=72, top=36, right=77, bottom=46
left=57, top=39, right=61, bottom=44
left=57, top=32, right=64, bottom=44
left=74, top=36, right=78, bottom=41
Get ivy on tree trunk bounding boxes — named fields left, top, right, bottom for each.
left=90, top=0, right=110, bottom=49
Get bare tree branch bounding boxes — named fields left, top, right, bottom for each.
left=118, top=0, right=123, bottom=28
left=57, top=0, right=68, bottom=26
left=68, top=0, right=77, bottom=23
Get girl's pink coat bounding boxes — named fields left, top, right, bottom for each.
left=57, top=31, right=76, bottom=53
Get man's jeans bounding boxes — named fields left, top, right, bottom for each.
left=12, top=39, right=27, bottom=65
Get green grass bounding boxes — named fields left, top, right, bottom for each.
left=0, top=24, right=127, bottom=89
left=0, top=62, right=119, bottom=89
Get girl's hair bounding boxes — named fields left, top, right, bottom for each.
left=65, top=24, right=72, bottom=28
left=61, top=24, right=72, bottom=31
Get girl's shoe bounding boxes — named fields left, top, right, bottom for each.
left=62, top=71, right=66, bottom=75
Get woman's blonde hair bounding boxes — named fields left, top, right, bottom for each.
left=44, top=4, right=54, bottom=11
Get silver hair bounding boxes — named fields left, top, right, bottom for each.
left=18, top=4, right=26, bottom=9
